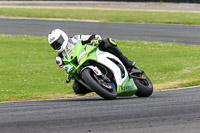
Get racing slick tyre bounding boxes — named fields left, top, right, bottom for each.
left=133, top=74, right=153, bottom=97
left=81, top=68, right=117, bottom=100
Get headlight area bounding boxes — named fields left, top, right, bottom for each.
left=78, top=49, right=86, bottom=63
left=65, top=65, right=75, bottom=73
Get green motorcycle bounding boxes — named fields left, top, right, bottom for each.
left=63, top=39, right=153, bottom=100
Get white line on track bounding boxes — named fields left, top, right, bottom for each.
left=155, top=85, right=200, bottom=92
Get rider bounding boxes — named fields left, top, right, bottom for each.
left=48, top=29, right=136, bottom=96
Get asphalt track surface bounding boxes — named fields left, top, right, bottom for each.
left=1, top=17, right=200, bottom=45
left=0, top=87, right=200, bottom=133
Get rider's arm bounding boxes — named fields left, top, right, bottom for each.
left=80, top=34, right=102, bottom=45
left=70, top=34, right=102, bottom=45
left=56, top=53, right=65, bottom=71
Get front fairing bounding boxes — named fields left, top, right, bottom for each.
left=62, top=40, right=97, bottom=75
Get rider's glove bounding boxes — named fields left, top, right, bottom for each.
left=91, top=39, right=100, bottom=46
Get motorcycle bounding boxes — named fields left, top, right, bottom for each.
left=63, top=39, right=153, bottom=100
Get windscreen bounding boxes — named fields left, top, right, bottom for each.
left=65, top=38, right=76, bottom=53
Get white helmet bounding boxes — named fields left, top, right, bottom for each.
left=48, top=29, right=68, bottom=53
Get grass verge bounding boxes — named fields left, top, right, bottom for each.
left=1, top=7, right=200, bottom=24
left=1, top=35, right=200, bottom=101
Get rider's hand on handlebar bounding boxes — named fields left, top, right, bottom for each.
left=91, top=39, right=101, bottom=46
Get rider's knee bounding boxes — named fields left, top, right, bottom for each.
left=108, top=38, right=117, bottom=47
left=102, top=38, right=117, bottom=48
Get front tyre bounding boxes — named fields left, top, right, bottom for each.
left=81, top=69, right=117, bottom=100
left=133, top=74, right=153, bottom=97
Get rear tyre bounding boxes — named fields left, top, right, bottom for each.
left=81, top=69, right=117, bottom=100
left=133, top=74, right=153, bottom=97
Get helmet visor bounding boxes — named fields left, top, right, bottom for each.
left=50, top=35, right=64, bottom=50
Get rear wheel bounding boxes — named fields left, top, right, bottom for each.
left=81, top=68, right=117, bottom=100
left=133, top=74, right=153, bottom=97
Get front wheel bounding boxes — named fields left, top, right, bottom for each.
left=133, top=74, right=153, bottom=97
left=81, top=69, right=117, bottom=100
